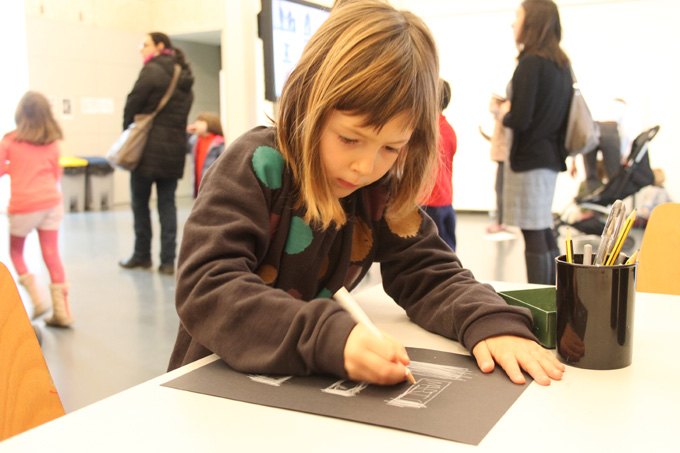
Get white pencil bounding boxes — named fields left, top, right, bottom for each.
left=333, top=287, right=416, bottom=384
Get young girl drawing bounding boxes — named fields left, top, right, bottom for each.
left=169, top=0, right=564, bottom=386
left=186, top=112, right=225, bottom=197
left=0, top=91, right=73, bottom=326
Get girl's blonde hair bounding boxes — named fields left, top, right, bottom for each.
left=196, top=112, right=223, bottom=137
left=14, top=91, right=63, bottom=145
left=276, top=0, right=440, bottom=229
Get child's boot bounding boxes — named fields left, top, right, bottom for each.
left=45, top=282, right=74, bottom=327
left=18, top=273, right=48, bottom=319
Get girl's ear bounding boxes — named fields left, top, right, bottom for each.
left=156, top=42, right=166, bottom=52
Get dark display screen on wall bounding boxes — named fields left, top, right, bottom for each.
left=258, top=0, right=330, bottom=102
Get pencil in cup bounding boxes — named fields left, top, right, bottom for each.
left=625, top=249, right=639, bottom=265
left=565, top=228, right=574, bottom=264
left=594, top=199, right=625, bottom=266
left=605, top=209, right=637, bottom=266
left=333, top=287, right=416, bottom=384
left=583, top=244, right=593, bottom=266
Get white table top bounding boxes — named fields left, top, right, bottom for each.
left=2, top=282, right=678, bottom=452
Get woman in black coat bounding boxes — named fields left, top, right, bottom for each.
left=119, top=32, right=194, bottom=275
left=501, top=0, right=572, bottom=284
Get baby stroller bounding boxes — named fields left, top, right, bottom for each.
left=556, top=125, right=660, bottom=246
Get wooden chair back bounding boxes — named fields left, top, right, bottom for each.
left=637, top=203, right=680, bottom=295
left=0, top=262, right=65, bottom=440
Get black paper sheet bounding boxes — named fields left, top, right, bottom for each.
left=162, top=347, right=531, bottom=445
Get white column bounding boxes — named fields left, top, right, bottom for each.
left=221, top=0, right=261, bottom=144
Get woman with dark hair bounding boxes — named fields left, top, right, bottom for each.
left=119, top=32, right=194, bottom=275
left=501, top=0, right=572, bottom=284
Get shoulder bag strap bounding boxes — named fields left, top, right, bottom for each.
left=152, top=64, right=182, bottom=116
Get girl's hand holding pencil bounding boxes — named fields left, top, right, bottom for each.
left=335, top=287, right=415, bottom=385
left=343, top=324, right=414, bottom=386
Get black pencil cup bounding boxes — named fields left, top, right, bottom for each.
left=555, top=254, right=637, bottom=370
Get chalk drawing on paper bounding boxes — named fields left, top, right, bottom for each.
left=247, top=360, right=471, bottom=408
left=387, top=378, right=451, bottom=408
left=322, top=380, right=370, bottom=397
left=407, top=360, right=471, bottom=381
left=386, top=361, right=471, bottom=409
left=248, top=375, right=293, bottom=386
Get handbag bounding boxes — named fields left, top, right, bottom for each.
left=107, top=64, right=182, bottom=171
left=565, top=68, right=600, bottom=156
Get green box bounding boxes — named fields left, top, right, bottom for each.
left=498, top=287, right=557, bottom=349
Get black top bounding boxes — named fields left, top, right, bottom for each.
left=503, top=53, right=572, bottom=172
left=123, top=54, right=194, bottom=179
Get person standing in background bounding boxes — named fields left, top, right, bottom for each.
left=501, top=0, right=572, bottom=284
left=0, top=91, right=73, bottom=326
left=119, top=32, right=194, bottom=276
left=419, top=79, right=457, bottom=250
left=485, top=86, right=512, bottom=234
left=186, top=112, right=225, bottom=198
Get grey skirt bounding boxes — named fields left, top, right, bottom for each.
left=502, top=163, right=557, bottom=230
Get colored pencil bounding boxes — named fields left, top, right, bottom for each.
left=566, top=228, right=574, bottom=263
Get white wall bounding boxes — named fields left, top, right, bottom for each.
left=13, top=0, right=680, bottom=212
left=25, top=15, right=144, bottom=205
left=0, top=1, right=29, bottom=212
left=21, top=0, right=226, bottom=205
left=402, top=0, right=679, bottom=212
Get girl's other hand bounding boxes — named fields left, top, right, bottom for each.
left=472, top=335, right=565, bottom=386
left=343, top=324, right=411, bottom=385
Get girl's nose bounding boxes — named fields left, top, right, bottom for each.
left=351, top=149, right=378, bottom=176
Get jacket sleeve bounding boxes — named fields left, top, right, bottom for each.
left=375, top=209, right=538, bottom=351
left=187, top=133, right=197, bottom=155
left=503, top=55, right=540, bottom=133
left=123, top=64, right=164, bottom=129
left=175, top=131, right=355, bottom=378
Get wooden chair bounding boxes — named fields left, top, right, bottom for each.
left=0, top=262, right=65, bottom=440
left=637, top=203, right=680, bottom=295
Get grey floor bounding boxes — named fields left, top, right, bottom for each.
left=2, top=198, right=642, bottom=413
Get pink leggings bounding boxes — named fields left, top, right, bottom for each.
left=10, top=229, right=66, bottom=283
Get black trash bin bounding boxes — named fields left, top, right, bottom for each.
left=80, top=157, right=114, bottom=211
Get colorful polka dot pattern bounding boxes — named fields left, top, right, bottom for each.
left=386, top=208, right=422, bottom=238
left=350, top=217, right=373, bottom=263
left=316, top=287, right=332, bottom=299
left=318, top=256, right=329, bottom=279
left=257, top=264, right=278, bottom=285
left=284, top=216, right=314, bottom=254
left=252, top=146, right=285, bottom=190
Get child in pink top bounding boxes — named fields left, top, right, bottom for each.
left=0, top=91, right=73, bottom=326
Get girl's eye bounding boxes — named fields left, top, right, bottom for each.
left=384, top=146, right=399, bottom=153
left=339, top=136, right=357, bottom=145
